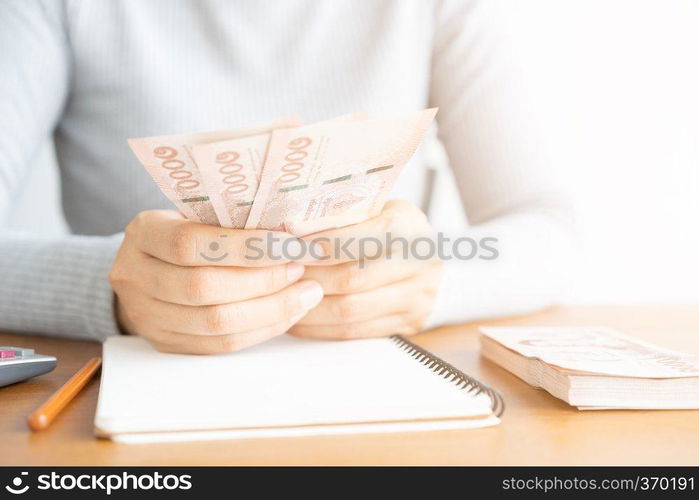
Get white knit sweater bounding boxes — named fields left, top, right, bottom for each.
left=0, top=0, right=573, bottom=341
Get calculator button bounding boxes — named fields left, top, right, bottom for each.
left=0, top=346, right=35, bottom=357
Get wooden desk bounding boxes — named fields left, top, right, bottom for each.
left=1, top=305, right=698, bottom=465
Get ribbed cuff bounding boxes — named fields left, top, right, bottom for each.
left=81, top=233, right=124, bottom=341
left=0, top=232, right=124, bottom=342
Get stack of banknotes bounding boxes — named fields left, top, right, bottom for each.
left=480, top=326, right=699, bottom=409
left=128, top=109, right=436, bottom=236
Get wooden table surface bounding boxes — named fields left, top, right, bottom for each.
left=1, top=305, right=698, bottom=466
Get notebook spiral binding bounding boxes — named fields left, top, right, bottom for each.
left=390, top=335, right=505, bottom=417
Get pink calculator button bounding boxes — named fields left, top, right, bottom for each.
left=0, top=350, right=16, bottom=359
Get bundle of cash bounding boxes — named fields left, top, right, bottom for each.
left=479, top=326, right=699, bottom=409
left=128, top=109, right=437, bottom=236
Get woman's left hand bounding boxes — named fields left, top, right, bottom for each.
left=289, top=200, right=442, bottom=339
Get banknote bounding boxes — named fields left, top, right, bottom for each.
left=128, top=117, right=299, bottom=225
left=189, top=132, right=280, bottom=228
left=480, top=326, right=699, bottom=378
left=189, top=113, right=365, bottom=228
left=245, top=108, right=437, bottom=236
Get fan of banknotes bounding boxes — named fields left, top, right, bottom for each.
left=128, top=109, right=436, bottom=237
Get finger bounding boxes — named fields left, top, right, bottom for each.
left=289, top=313, right=423, bottom=340
left=302, top=255, right=435, bottom=295
left=298, top=200, right=433, bottom=266
left=137, top=279, right=323, bottom=335
left=138, top=255, right=306, bottom=305
left=129, top=209, right=323, bottom=267
left=297, top=271, right=436, bottom=325
left=146, top=318, right=295, bottom=355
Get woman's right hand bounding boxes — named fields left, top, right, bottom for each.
left=109, top=210, right=324, bottom=354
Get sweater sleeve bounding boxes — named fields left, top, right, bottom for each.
left=0, top=0, right=122, bottom=341
left=424, top=0, right=577, bottom=327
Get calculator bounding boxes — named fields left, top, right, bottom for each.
left=0, top=347, right=56, bottom=387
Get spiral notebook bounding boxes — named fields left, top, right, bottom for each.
left=95, top=335, right=503, bottom=443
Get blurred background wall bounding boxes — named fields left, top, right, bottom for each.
left=4, top=0, right=698, bottom=304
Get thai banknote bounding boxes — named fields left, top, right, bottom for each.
left=127, top=117, right=299, bottom=225
left=245, top=108, right=437, bottom=236
left=189, top=113, right=365, bottom=228
left=189, top=131, right=280, bottom=228
left=480, top=326, right=699, bottom=378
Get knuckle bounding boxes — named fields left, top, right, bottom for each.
left=421, top=292, right=438, bottom=310
left=125, top=213, right=145, bottom=238
left=410, top=303, right=431, bottom=325
left=135, top=210, right=152, bottom=223
left=390, top=198, right=415, bottom=212
left=124, top=219, right=138, bottom=239
left=401, top=324, right=420, bottom=337
left=233, top=235, right=260, bottom=266
left=122, top=305, right=146, bottom=331
left=127, top=210, right=161, bottom=239
left=185, top=267, right=216, bottom=304
left=142, top=327, right=169, bottom=345
left=171, top=227, right=196, bottom=264
left=376, top=208, right=397, bottom=233
left=204, top=305, right=234, bottom=334
left=426, top=270, right=443, bottom=293
left=411, top=215, right=429, bottom=232
left=423, top=279, right=441, bottom=296
left=338, top=323, right=361, bottom=339
left=265, top=267, right=282, bottom=293
left=409, top=314, right=426, bottom=332
left=388, top=199, right=416, bottom=215
left=405, top=305, right=432, bottom=327
left=108, top=267, right=124, bottom=289
left=232, top=237, right=247, bottom=260
left=147, top=269, right=162, bottom=295
left=335, top=264, right=363, bottom=293
left=217, top=335, right=241, bottom=353
left=404, top=199, right=424, bottom=216
left=108, top=252, right=134, bottom=290
left=333, top=295, right=361, bottom=322
left=389, top=199, right=428, bottom=228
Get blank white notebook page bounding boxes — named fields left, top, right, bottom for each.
left=95, top=335, right=495, bottom=436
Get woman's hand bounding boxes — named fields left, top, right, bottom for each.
left=289, top=200, right=442, bottom=339
left=109, top=210, right=324, bottom=354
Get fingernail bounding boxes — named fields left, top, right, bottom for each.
left=298, top=281, right=324, bottom=310
left=286, top=262, right=305, bottom=282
